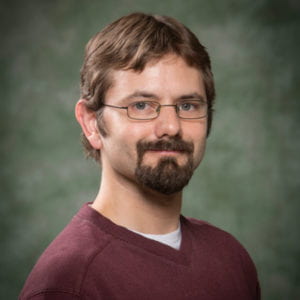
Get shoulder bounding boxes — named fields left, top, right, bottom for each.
left=183, top=217, right=261, bottom=299
left=183, top=216, right=257, bottom=268
left=184, top=216, right=244, bottom=247
left=20, top=207, right=112, bottom=299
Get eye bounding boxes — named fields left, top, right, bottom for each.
left=132, top=101, right=148, bottom=110
left=179, top=101, right=197, bottom=111
left=128, top=101, right=158, bottom=119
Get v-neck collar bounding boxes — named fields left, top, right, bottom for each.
left=76, top=203, right=193, bottom=266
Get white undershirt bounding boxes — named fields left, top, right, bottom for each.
left=129, top=225, right=182, bottom=250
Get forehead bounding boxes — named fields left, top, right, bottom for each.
left=106, top=55, right=206, bottom=102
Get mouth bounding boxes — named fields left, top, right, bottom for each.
left=136, top=138, right=194, bottom=165
left=147, top=149, right=185, bottom=156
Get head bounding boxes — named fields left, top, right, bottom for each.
left=79, top=12, right=215, bottom=162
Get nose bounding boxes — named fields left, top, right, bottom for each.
left=154, top=105, right=182, bottom=138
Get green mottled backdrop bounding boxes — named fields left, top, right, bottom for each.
left=1, top=0, right=299, bottom=299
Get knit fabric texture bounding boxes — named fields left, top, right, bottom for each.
left=19, top=203, right=260, bottom=300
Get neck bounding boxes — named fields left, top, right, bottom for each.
left=91, top=167, right=182, bottom=235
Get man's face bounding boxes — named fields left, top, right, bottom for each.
left=99, top=54, right=207, bottom=195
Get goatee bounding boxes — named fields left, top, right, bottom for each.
left=135, top=137, right=195, bottom=195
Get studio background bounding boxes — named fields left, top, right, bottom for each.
left=1, top=0, right=299, bottom=299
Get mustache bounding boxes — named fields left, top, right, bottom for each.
left=137, top=137, right=194, bottom=156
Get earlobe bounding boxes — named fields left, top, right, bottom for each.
left=75, top=99, right=102, bottom=150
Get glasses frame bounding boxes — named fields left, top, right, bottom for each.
left=103, top=100, right=208, bottom=120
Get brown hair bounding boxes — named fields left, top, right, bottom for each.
left=80, top=12, right=215, bottom=161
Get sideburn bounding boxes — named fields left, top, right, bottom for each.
left=96, top=109, right=108, bottom=137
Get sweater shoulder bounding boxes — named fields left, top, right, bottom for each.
left=20, top=214, right=112, bottom=299
left=184, top=217, right=260, bottom=299
left=186, top=217, right=237, bottom=239
left=184, top=217, right=252, bottom=256
left=185, top=216, right=258, bottom=274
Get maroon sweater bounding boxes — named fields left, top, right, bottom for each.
left=20, top=203, right=260, bottom=299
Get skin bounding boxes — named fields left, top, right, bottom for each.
left=75, top=54, right=207, bottom=235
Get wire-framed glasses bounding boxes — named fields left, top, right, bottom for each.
left=103, top=100, right=207, bottom=120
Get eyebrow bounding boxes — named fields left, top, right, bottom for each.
left=122, top=91, right=159, bottom=102
left=178, top=93, right=206, bottom=101
left=121, top=90, right=206, bottom=103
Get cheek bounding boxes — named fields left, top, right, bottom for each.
left=121, top=121, right=154, bottom=145
left=186, top=122, right=207, bottom=163
left=192, top=136, right=207, bottom=168
left=104, top=109, right=153, bottom=139
left=110, top=123, right=150, bottom=159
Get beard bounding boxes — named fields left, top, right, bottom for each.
left=135, top=137, right=195, bottom=195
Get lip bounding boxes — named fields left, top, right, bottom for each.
left=147, top=150, right=183, bottom=155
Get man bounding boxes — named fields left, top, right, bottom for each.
left=20, top=13, right=260, bottom=299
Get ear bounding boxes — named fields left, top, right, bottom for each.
left=75, top=99, right=102, bottom=150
